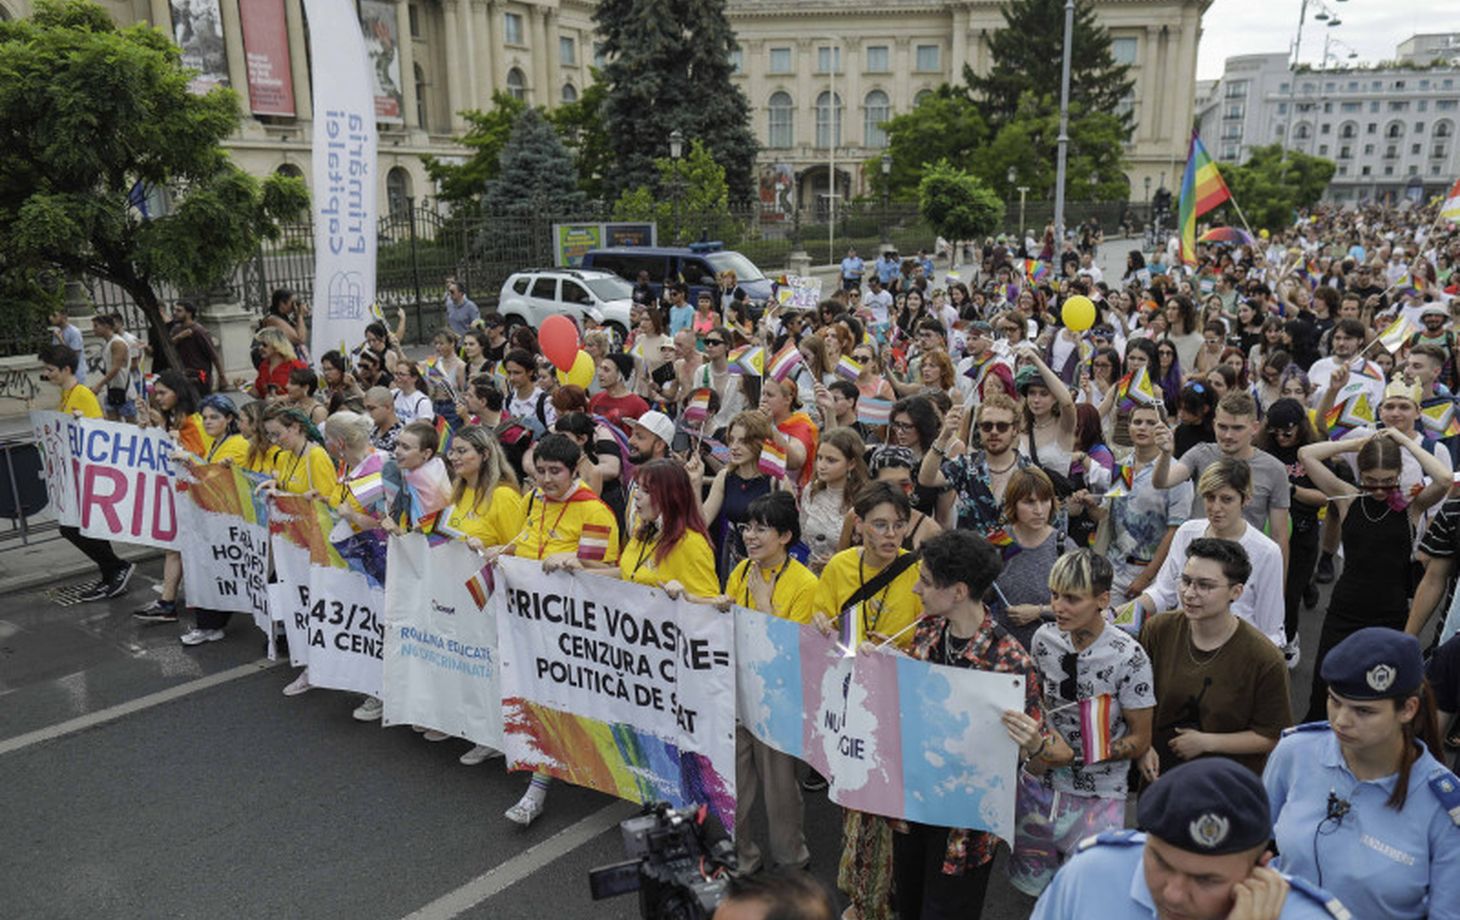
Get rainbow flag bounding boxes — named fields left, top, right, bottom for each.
left=767, top=343, right=803, bottom=382
left=464, top=562, right=494, bottom=610
left=984, top=527, right=1019, bottom=561
left=1103, top=462, right=1136, bottom=498
left=1326, top=391, right=1376, bottom=439
left=838, top=607, right=866, bottom=657
left=758, top=440, right=787, bottom=479
left=1023, top=259, right=1050, bottom=285
left=1116, top=367, right=1158, bottom=412
left=434, top=415, right=454, bottom=455
left=835, top=355, right=862, bottom=382
left=1077, top=694, right=1116, bottom=764
left=684, top=388, right=712, bottom=424
left=1421, top=400, right=1460, bottom=438
left=736, top=345, right=765, bottom=377
left=1178, top=133, right=1233, bottom=267
left=577, top=522, right=613, bottom=562
left=423, top=358, right=457, bottom=398
left=1377, top=316, right=1417, bottom=353
left=857, top=396, right=893, bottom=427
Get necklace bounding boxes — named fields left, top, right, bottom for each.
left=988, top=454, right=1019, bottom=475
left=1186, top=618, right=1238, bottom=668
left=942, top=622, right=976, bottom=665
left=1033, top=416, right=1056, bottom=431
left=1360, top=495, right=1393, bottom=524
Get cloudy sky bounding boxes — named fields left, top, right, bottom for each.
left=1197, top=0, right=1460, bottom=81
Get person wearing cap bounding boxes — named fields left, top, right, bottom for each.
left=1032, top=758, right=1350, bottom=919
left=1406, top=303, right=1459, bottom=390
left=620, top=410, right=674, bottom=533
left=1264, top=627, right=1460, bottom=920
left=589, top=352, right=649, bottom=434
left=954, top=321, right=1016, bottom=407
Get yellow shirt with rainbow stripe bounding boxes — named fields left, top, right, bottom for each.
left=511, top=481, right=619, bottom=563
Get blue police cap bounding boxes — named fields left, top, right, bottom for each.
left=1320, top=627, right=1423, bottom=700
left=1136, top=758, right=1271, bottom=855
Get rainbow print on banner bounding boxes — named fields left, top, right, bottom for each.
left=857, top=397, right=893, bottom=428
left=835, top=355, right=862, bottom=382
left=1078, top=693, right=1115, bottom=764
left=768, top=344, right=803, bottom=382
left=758, top=441, right=788, bottom=479
left=464, top=562, right=494, bottom=610
left=1178, top=133, right=1233, bottom=267
left=1422, top=401, right=1460, bottom=438
left=577, top=523, right=612, bottom=561
left=180, top=461, right=270, bottom=525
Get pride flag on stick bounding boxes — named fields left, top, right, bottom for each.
left=834, top=355, right=862, bottom=382
left=758, top=440, right=787, bottom=479
left=857, top=396, right=893, bottom=427
left=768, top=344, right=803, bottom=382
left=683, top=388, right=713, bottom=424
left=1077, top=694, right=1115, bottom=764
left=838, top=608, right=866, bottom=657
left=1178, top=133, right=1233, bottom=267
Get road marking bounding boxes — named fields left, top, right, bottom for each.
left=402, top=799, right=638, bottom=920
left=0, top=658, right=280, bottom=757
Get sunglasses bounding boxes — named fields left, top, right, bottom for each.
left=704, top=339, right=725, bottom=347
left=979, top=421, right=1013, bottom=433
left=853, top=353, right=874, bottom=362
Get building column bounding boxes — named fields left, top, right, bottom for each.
left=283, top=0, right=312, bottom=121
left=395, top=0, right=420, bottom=130
left=440, top=0, right=467, bottom=129
left=951, top=5, right=969, bottom=75
left=1170, top=10, right=1196, bottom=152
left=148, top=0, right=172, bottom=35
left=531, top=6, right=551, bottom=106
left=218, top=0, right=250, bottom=112
left=456, top=0, right=480, bottom=111
left=795, top=38, right=814, bottom=151
left=479, top=0, right=499, bottom=100
left=543, top=8, right=558, bottom=108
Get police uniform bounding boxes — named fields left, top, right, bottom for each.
left=1264, top=628, right=1460, bottom=920
left=1032, top=758, right=1349, bottom=919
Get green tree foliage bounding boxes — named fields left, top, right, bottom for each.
left=964, top=0, right=1134, bottom=136
left=918, top=161, right=1005, bottom=242
left=548, top=77, right=613, bottom=201
left=864, top=87, right=987, bottom=201
left=612, top=140, right=735, bottom=244
left=974, top=94, right=1130, bottom=202
left=0, top=0, right=307, bottom=368
left=1213, top=145, right=1336, bottom=232
left=484, top=107, right=587, bottom=216
left=594, top=0, right=757, bottom=203
left=422, top=92, right=527, bottom=205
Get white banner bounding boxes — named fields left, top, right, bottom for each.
left=495, top=557, right=737, bottom=830
left=303, top=0, right=379, bottom=362
left=381, top=534, right=503, bottom=747
left=31, top=411, right=180, bottom=550
left=175, top=463, right=272, bottom=637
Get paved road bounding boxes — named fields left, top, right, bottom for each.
left=0, top=556, right=1332, bottom=920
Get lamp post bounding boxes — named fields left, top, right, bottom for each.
left=1282, top=0, right=1346, bottom=154
left=668, top=128, right=684, bottom=244
left=1052, top=0, right=1075, bottom=252
left=1016, top=186, right=1030, bottom=247
left=1007, top=165, right=1018, bottom=235
left=880, top=154, right=892, bottom=248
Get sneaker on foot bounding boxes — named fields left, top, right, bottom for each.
left=505, top=795, right=544, bottom=826
left=353, top=697, right=384, bottom=722
left=1302, top=580, right=1320, bottom=609
left=282, top=669, right=313, bottom=696
left=1283, top=638, right=1300, bottom=670
left=460, top=744, right=503, bottom=766
left=103, top=562, right=137, bottom=598
left=422, top=729, right=450, bottom=742
left=180, top=628, right=225, bottom=646
left=1314, top=555, right=1336, bottom=585
left=78, top=580, right=114, bottom=603
left=133, top=600, right=179, bottom=623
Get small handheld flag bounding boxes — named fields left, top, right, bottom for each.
left=838, top=607, right=866, bottom=657
left=684, top=388, right=713, bottom=424
left=1077, top=694, right=1116, bottom=764
left=464, top=562, right=495, bottom=610
left=768, top=344, right=804, bottom=382
left=1421, top=400, right=1460, bottom=438
left=737, top=346, right=765, bottom=377
left=835, top=355, right=862, bottom=382
left=857, top=396, right=893, bottom=428
left=434, top=415, right=454, bottom=455
left=758, top=440, right=788, bottom=479
left=1377, top=316, right=1416, bottom=353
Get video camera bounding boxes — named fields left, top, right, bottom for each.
left=588, top=802, right=737, bottom=920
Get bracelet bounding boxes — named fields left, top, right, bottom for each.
left=931, top=443, right=947, bottom=457
left=1029, top=736, right=1049, bottom=761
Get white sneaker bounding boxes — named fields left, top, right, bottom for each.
left=353, top=697, right=383, bottom=721
left=422, top=729, right=450, bottom=742
left=1283, top=638, right=1301, bottom=670
left=505, top=794, right=545, bottom=826
left=459, top=744, right=503, bottom=765
left=282, top=669, right=312, bottom=696
left=179, top=628, right=224, bottom=646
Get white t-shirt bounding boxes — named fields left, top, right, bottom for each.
left=864, top=289, right=893, bottom=324
left=1145, top=519, right=1286, bottom=648
left=393, top=387, right=433, bottom=422
left=1307, top=355, right=1386, bottom=411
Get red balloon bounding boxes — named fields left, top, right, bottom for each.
left=539, top=315, right=580, bottom=370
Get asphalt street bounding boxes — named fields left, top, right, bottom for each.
left=0, top=537, right=1337, bottom=920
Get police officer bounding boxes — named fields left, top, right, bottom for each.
left=1032, top=758, right=1349, bottom=919
left=1264, top=627, right=1460, bottom=920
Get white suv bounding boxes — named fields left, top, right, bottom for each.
left=497, top=269, right=635, bottom=338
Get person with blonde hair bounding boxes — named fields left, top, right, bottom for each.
left=238, top=327, right=306, bottom=399
left=800, top=427, right=869, bottom=573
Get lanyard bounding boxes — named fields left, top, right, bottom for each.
left=205, top=434, right=234, bottom=463
left=856, top=552, right=895, bottom=634
left=534, top=491, right=574, bottom=559
left=741, top=558, right=788, bottom=613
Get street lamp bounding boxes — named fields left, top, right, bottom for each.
left=668, top=129, right=684, bottom=244
left=1016, top=186, right=1030, bottom=246
left=1053, top=0, right=1076, bottom=250
left=1282, top=0, right=1348, bottom=153
left=1007, top=166, right=1018, bottom=235
left=880, top=154, right=892, bottom=247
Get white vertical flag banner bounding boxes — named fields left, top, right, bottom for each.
left=303, top=0, right=378, bottom=363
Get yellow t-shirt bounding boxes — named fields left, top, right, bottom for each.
left=512, top=483, right=621, bottom=563
left=619, top=529, right=719, bottom=598
left=275, top=443, right=339, bottom=496
left=242, top=444, right=282, bottom=477
left=815, top=547, right=923, bottom=649
left=203, top=433, right=249, bottom=465
left=447, top=485, right=526, bottom=547
left=59, top=383, right=102, bottom=419
left=726, top=557, right=818, bottom=624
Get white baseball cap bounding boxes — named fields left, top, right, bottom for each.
left=625, top=410, right=675, bottom=447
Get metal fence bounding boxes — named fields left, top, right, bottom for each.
left=5, top=198, right=1149, bottom=356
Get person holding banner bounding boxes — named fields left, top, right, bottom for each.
left=174, top=396, right=252, bottom=645
left=132, top=371, right=206, bottom=624
left=690, top=410, right=778, bottom=586
left=594, top=458, right=718, bottom=599
left=39, top=344, right=136, bottom=603
left=236, top=402, right=280, bottom=475
left=261, top=406, right=339, bottom=501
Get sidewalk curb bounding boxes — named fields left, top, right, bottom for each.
left=0, top=544, right=163, bottom=596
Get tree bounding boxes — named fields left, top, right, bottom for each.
left=964, top=0, right=1134, bottom=136
left=864, top=87, right=988, bottom=201
left=484, top=107, right=587, bottom=216
left=594, top=0, right=757, bottom=202
left=1214, top=145, right=1336, bottom=232
left=972, top=94, right=1130, bottom=202
left=547, top=76, right=614, bottom=201
left=0, top=0, right=308, bottom=369
left=918, top=161, right=1005, bottom=243
left=612, top=139, right=735, bottom=244
left=422, top=92, right=527, bottom=206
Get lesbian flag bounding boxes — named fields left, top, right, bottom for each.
left=768, top=344, right=803, bottom=382
left=577, top=522, right=613, bottom=562
left=464, top=562, right=494, bottom=610
left=1077, top=694, right=1115, bottom=764
left=758, top=440, right=788, bottom=479
left=684, top=388, right=713, bottom=424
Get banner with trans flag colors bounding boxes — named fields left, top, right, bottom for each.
left=735, top=607, right=1023, bottom=844
left=494, top=557, right=737, bottom=832
left=269, top=494, right=386, bottom=697
left=381, top=533, right=504, bottom=748
left=175, top=463, right=272, bottom=635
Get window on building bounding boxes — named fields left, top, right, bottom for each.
left=767, top=91, right=793, bottom=148
left=915, top=44, right=940, bottom=71
left=1371, top=80, right=1382, bottom=91
left=1318, top=144, right=1328, bottom=155
left=1367, top=123, right=1378, bottom=134
left=1412, top=143, right=1422, bottom=155
left=1447, top=79, right=1456, bottom=90
left=1435, top=163, right=1444, bottom=175
left=1347, top=80, right=1358, bottom=91
left=1437, top=121, right=1454, bottom=138
left=1440, top=100, right=1460, bottom=111
left=1361, top=165, right=1371, bottom=176
left=1340, top=102, right=1361, bottom=112
left=1116, top=92, right=1135, bottom=125
left=1301, top=82, right=1315, bottom=93
left=1436, top=145, right=1451, bottom=159
left=559, top=36, right=575, bottom=66
left=1384, top=166, right=1394, bottom=176
left=1385, top=145, right=1397, bottom=159
left=1225, top=80, right=1248, bottom=99
left=1323, top=102, right=1332, bottom=114
left=504, top=12, right=523, bottom=45
left=1388, top=122, right=1404, bottom=138
left=1394, top=80, right=1406, bottom=90
left=1421, top=79, right=1432, bottom=90
left=1419, top=100, right=1429, bottom=112
left=1295, top=123, right=1311, bottom=140
left=1223, top=144, right=1239, bottom=160
left=1277, top=102, right=1288, bottom=115
left=1225, top=103, right=1243, bottom=119
left=1364, top=143, right=1375, bottom=154
left=506, top=67, right=526, bottom=101
left=1320, top=123, right=1330, bottom=134
left=815, top=90, right=843, bottom=147
left=1338, top=165, right=1348, bottom=176
left=594, top=42, right=606, bottom=68
left=1221, top=125, right=1241, bottom=140
left=1389, top=101, right=1410, bottom=112
left=1339, top=145, right=1351, bottom=159
left=1279, top=82, right=1290, bottom=93
left=866, top=45, right=889, bottom=72
left=1415, top=121, right=1425, bottom=134
left=408, top=3, right=419, bottom=38
left=1369, top=101, right=1380, bottom=113
left=562, top=83, right=577, bottom=103
left=817, top=45, right=841, bottom=74
left=1112, top=37, right=1138, bottom=65
left=1325, top=82, right=1335, bottom=92
left=1339, top=123, right=1356, bottom=139
left=914, top=88, right=933, bottom=107
left=864, top=90, right=890, bottom=148
left=729, top=48, right=743, bottom=73
left=413, top=64, right=428, bottom=131
left=386, top=167, right=411, bottom=217
left=769, top=47, right=791, bottom=74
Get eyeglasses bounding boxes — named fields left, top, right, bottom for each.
left=1360, top=476, right=1400, bottom=490
left=1179, top=575, right=1232, bottom=593
left=862, top=518, right=908, bottom=535
left=853, top=353, right=874, bottom=362
left=889, top=420, right=914, bottom=431
left=979, top=421, right=1013, bottom=433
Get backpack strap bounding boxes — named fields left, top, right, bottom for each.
left=840, top=551, right=919, bottom=614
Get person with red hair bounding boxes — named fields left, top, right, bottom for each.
left=606, top=458, right=719, bottom=599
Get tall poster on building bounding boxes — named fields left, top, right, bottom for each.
left=303, top=0, right=379, bottom=364
left=169, top=0, right=230, bottom=94
left=239, top=0, right=296, bottom=116
left=359, top=0, right=404, bottom=123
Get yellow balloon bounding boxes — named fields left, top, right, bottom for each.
left=1062, top=295, right=1096, bottom=333
left=556, top=350, right=595, bottom=389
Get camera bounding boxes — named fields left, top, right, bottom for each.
left=588, top=802, right=737, bottom=920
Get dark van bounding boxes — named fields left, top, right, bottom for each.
left=580, top=244, right=774, bottom=311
